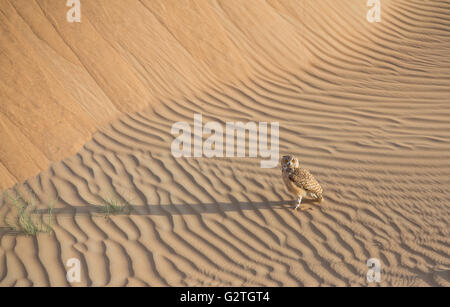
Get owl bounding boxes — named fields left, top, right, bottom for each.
left=281, top=155, right=324, bottom=210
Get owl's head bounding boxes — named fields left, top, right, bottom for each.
left=281, top=155, right=299, bottom=170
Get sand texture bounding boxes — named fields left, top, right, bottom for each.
left=0, top=0, right=449, bottom=286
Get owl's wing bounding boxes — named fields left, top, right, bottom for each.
left=288, top=168, right=322, bottom=194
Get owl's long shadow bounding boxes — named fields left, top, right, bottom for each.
left=32, top=199, right=318, bottom=217
left=0, top=226, right=22, bottom=236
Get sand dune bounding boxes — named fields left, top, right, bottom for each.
left=1, top=0, right=450, bottom=286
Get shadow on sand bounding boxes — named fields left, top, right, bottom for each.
left=31, top=199, right=320, bottom=217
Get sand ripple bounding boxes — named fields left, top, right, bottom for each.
left=1, top=0, right=449, bottom=286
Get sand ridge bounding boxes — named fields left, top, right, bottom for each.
left=0, top=0, right=450, bottom=286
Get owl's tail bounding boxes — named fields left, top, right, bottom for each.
left=316, top=194, right=324, bottom=203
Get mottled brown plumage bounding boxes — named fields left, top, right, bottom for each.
left=281, top=155, right=324, bottom=210
left=288, top=168, right=323, bottom=196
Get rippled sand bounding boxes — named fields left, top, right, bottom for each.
left=0, top=0, right=449, bottom=286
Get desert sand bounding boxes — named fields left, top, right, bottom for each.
left=0, top=0, right=449, bottom=286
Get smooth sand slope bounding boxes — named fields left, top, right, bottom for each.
left=1, top=0, right=450, bottom=286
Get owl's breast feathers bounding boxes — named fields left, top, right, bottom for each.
left=287, top=167, right=323, bottom=196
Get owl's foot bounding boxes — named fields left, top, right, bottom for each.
left=292, top=196, right=304, bottom=210
left=292, top=205, right=311, bottom=211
